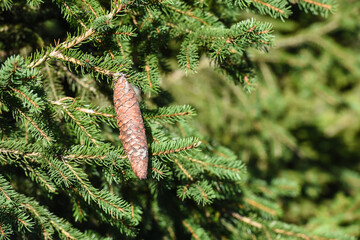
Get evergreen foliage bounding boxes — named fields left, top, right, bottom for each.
left=162, top=0, right=360, bottom=238
left=0, top=0, right=357, bottom=239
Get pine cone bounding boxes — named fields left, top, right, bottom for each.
left=113, top=74, right=148, bottom=179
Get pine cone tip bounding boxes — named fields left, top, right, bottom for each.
left=135, top=170, right=148, bottom=180
left=128, top=150, right=148, bottom=179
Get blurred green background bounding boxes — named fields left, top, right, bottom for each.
left=161, top=0, right=360, bottom=237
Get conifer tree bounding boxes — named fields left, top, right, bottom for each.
left=0, top=0, right=355, bottom=239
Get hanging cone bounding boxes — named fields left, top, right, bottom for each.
left=113, top=74, right=148, bottom=179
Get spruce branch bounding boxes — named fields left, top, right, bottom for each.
left=28, top=27, right=95, bottom=69
left=72, top=106, right=115, bottom=118
left=243, top=195, right=280, bottom=216
left=177, top=180, right=216, bottom=205
left=20, top=163, right=57, bottom=193
left=144, top=105, right=196, bottom=123
left=230, top=211, right=354, bottom=240
left=43, top=63, right=63, bottom=101
left=10, top=87, right=41, bottom=111
left=62, top=1, right=89, bottom=30
left=163, top=3, right=212, bottom=26
left=0, top=174, right=90, bottom=239
left=297, top=0, right=335, bottom=17
left=143, top=55, right=161, bottom=93
left=182, top=155, right=246, bottom=181
left=14, top=108, right=52, bottom=143
left=63, top=107, right=100, bottom=146
left=0, top=141, right=42, bottom=164
left=301, top=0, right=332, bottom=9
left=50, top=97, right=104, bottom=145
left=0, top=206, right=34, bottom=235
left=182, top=219, right=210, bottom=240
left=150, top=157, right=169, bottom=179
left=227, top=0, right=292, bottom=19
left=250, top=0, right=291, bottom=19
left=151, top=137, right=201, bottom=157
left=48, top=50, right=128, bottom=78
left=50, top=97, right=115, bottom=120
left=60, top=161, right=139, bottom=228
left=178, top=41, right=200, bottom=74
left=28, top=2, right=128, bottom=69
left=174, top=158, right=194, bottom=181
left=79, top=0, right=100, bottom=18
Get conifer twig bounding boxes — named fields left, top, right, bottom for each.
left=174, top=158, right=193, bottom=181
left=164, top=4, right=211, bottom=26
left=49, top=51, right=116, bottom=76
left=182, top=220, right=200, bottom=240
left=11, top=88, right=40, bottom=109
left=15, top=108, right=51, bottom=142
left=251, top=0, right=285, bottom=14
left=231, top=213, right=338, bottom=240
left=152, top=141, right=201, bottom=156
left=300, top=0, right=332, bottom=10
left=29, top=3, right=127, bottom=69
left=244, top=197, right=277, bottom=216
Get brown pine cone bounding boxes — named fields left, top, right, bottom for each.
left=113, top=74, right=148, bottom=179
